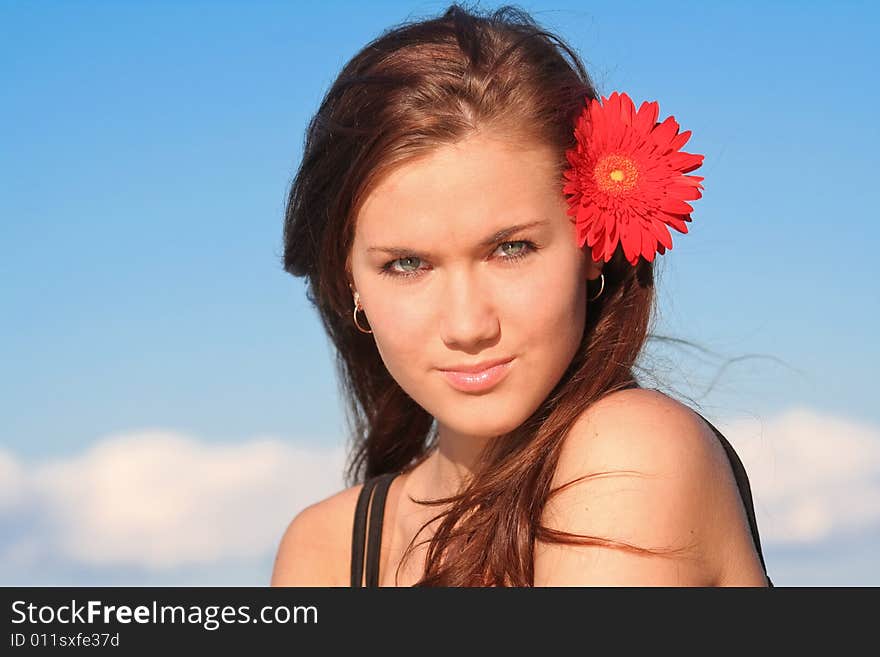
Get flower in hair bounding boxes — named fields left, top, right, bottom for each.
left=562, top=91, right=705, bottom=266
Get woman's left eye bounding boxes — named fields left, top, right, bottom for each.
left=497, top=240, right=532, bottom=259
left=379, top=240, right=539, bottom=279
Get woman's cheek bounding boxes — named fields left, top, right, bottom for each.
left=506, top=265, right=571, bottom=326
left=369, top=298, right=431, bottom=365
left=508, top=275, right=548, bottom=313
left=521, top=260, right=587, bottom=348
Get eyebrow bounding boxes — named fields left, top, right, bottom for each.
left=366, top=220, right=549, bottom=258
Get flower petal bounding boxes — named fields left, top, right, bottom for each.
left=668, top=151, right=704, bottom=173
left=620, top=220, right=639, bottom=264
left=660, top=197, right=693, bottom=214
left=651, top=115, right=680, bottom=151
left=634, top=100, right=660, bottom=135
left=647, top=219, right=674, bottom=249
left=667, top=183, right=703, bottom=201
left=663, top=214, right=691, bottom=234
left=669, top=129, right=692, bottom=151
left=641, top=229, right=658, bottom=263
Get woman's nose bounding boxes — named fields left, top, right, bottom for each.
left=437, top=271, right=500, bottom=350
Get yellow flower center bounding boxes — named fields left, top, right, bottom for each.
left=594, top=154, right=639, bottom=195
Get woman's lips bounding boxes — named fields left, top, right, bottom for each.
left=439, top=359, right=514, bottom=393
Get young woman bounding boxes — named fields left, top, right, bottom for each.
left=271, top=4, right=772, bottom=587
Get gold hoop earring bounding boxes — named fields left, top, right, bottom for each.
left=587, top=273, right=605, bottom=302
left=352, top=291, right=372, bottom=334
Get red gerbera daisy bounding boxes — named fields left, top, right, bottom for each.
left=562, top=91, right=705, bottom=266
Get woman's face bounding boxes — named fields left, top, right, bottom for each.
left=349, top=132, right=602, bottom=442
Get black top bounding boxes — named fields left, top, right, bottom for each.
left=350, top=410, right=774, bottom=588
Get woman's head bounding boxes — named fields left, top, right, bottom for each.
left=283, top=4, right=656, bottom=584
left=349, top=131, right=601, bottom=447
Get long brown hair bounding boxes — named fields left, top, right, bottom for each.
left=282, top=3, right=678, bottom=586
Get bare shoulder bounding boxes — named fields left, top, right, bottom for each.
left=556, top=387, right=731, bottom=483
left=270, top=483, right=365, bottom=587
left=534, top=387, right=767, bottom=586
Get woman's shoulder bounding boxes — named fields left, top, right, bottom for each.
left=536, top=386, right=767, bottom=585
left=270, top=481, right=367, bottom=587
left=558, top=386, right=731, bottom=478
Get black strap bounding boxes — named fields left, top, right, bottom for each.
left=695, top=412, right=774, bottom=587
left=350, top=476, right=379, bottom=588
left=350, top=472, right=397, bottom=587
left=364, top=473, right=397, bottom=587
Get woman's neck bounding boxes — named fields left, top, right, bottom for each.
left=415, top=427, right=495, bottom=500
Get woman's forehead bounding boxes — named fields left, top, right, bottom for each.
left=355, top=135, right=563, bottom=239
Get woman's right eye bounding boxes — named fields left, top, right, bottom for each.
left=380, top=256, right=423, bottom=278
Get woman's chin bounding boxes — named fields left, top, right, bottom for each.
left=433, top=410, right=524, bottom=441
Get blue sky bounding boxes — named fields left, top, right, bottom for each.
left=1, top=1, right=878, bottom=586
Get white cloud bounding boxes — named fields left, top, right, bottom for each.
left=0, top=406, right=878, bottom=578
left=713, top=407, right=880, bottom=545
left=0, top=449, right=26, bottom=511
left=0, top=430, right=346, bottom=570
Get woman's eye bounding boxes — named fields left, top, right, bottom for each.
left=499, top=241, right=527, bottom=257
left=379, top=240, right=538, bottom=279
left=493, top=239, right=539, bottom=264
left=389, top=256, right=422, bottom=275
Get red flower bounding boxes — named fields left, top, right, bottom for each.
left=562, top=91, right=705, bottom=266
